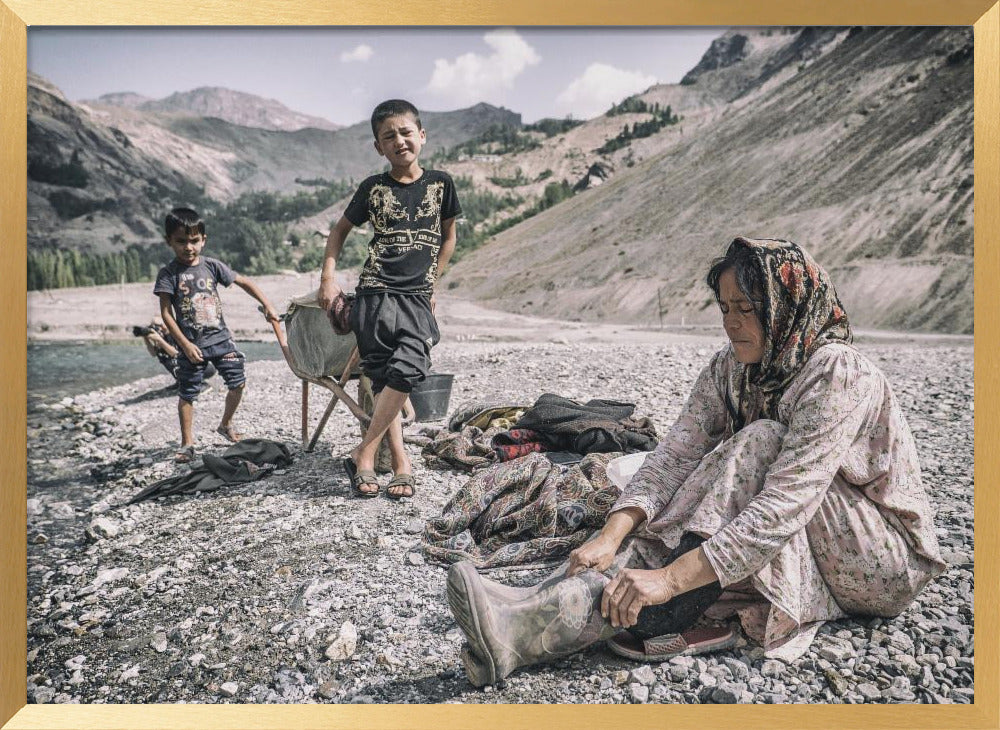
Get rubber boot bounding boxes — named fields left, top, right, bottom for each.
left=447, top=560, right=617, bottom=687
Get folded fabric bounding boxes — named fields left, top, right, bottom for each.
left=417, top=425, right=505, bottom=472
left=491, top=428, right=550, bottom=462
left=448, top=401, right=528, bottom=432
left=513, top=393, right=659, bottom=454
left=128, top=439, right=293, bottom=504
left=422, top=451, right=622, bottom=568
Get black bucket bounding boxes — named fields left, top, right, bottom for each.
left=409, top=373, right=454, bottom=422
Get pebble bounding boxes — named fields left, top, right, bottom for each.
left=629, top=665, right=656, bottom=686
left=629, top=684, right=650, bottom=703
left=220, top=682, right=239, bottom=697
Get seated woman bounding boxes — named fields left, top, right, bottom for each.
left=446, top=236, right=946, bottom=687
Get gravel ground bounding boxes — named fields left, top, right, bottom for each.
left=25, top=338, right=974, bottom=705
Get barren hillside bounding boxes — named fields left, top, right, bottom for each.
left=444, top=27, right=974, bottom=334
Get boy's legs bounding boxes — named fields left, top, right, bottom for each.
left=351, top=387, right=412, bottom=496
left=350, top=386, right=409, bottom=493
left=350, top=293, right=437, bottom=495
left=219, top=384, right=245, bottom=438
left=174, top=351, right=207, bottom=451
left=178, top=398, right=195, bottom=447
left=209, top=342, right=247, bottom=440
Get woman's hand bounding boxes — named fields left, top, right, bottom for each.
left=601, top=567, right=675, bottom=629
left=318, top=278, right=342, bottom=312
left=566, top=533, right=620, bottom=576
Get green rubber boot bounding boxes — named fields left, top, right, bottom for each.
left=446, top=560, right=617, bottom=687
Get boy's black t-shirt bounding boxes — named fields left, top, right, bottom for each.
left=153, top=257, right=236, bottom=349
left=344, top=169, right=461, bottom=295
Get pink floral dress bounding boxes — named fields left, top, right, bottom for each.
left=611, top=342, right=946, bottom=656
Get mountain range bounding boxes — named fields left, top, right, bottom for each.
left=26, top=26, right=973, bottom=332
left=444, top=27, right=974, bottom=334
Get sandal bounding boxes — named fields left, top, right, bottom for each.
left=385, top=473, right=416, bottom=500
left=216, top=424, right=243, bottom=443
left=174, top=445, right=196, bottom=464
left=607, top=625, right=737, bottom=663
left=342, top=457, right=380, bottom=498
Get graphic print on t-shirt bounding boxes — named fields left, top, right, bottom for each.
left=369, top=184, right=410, bottom=232
left=361, top=182, right=444, bottom=292
left=346, top=170, right=461, bottom=294
left=177, top=273, right=224, bottom=331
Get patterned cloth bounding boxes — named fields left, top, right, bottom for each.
left=422, top=452, right=622, bottom=568
left=413, top=424, right=506, bottom=472
left=611, top=238, right=946, bottom=655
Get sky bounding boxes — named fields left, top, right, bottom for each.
left=28, top=27, right=723, bottom=126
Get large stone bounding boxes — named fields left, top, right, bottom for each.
left=324, top=621, right=358, bottom=662
left=761, top=659, right=785, bottom=678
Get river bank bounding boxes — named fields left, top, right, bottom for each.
left=24, top=314, right=975, bottom=705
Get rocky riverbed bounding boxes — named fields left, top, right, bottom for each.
left=25, top=338, right=974, bottom=705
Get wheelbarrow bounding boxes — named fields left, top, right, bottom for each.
left=263, top=295, right=413, bottom=460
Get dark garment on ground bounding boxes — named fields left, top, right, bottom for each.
left=350, top=291, right=439, bottom=393
left=422, top=451, right=621, bottom=569
left=127, top=439, right=292, bottom=504
left=512, top=394, right=659, bottom=454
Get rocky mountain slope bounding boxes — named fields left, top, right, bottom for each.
left=27, top=73, right=205, bottom=254
left=28, top=76, right=521, bottom=252
left=444, top=27, right=974, bottom=334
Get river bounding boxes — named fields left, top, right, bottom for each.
left=27, top=340, right=285, bottom=412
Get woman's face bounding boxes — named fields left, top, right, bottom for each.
left=718, top=268, right=766, bottom=364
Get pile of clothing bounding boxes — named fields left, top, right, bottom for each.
left=412, top=394, right=658, bottom=473
left=418, top=394, right=660, bottom=568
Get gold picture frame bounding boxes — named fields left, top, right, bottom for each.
left=2, top=1, right=997, bottom=728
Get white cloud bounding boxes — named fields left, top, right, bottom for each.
left=340, top=44, right=374, bottom=63
left=555, top=63, right=658, bottom=119
left=426, top=28, right=541, bottom=107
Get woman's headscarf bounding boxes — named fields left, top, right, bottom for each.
left=723, top=237, right=852, bottom=430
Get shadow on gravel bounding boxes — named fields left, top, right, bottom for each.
left=121, top=384, right=180, bottom=405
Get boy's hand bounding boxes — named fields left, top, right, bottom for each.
left=182, top=343, right=204, bottom=364
left=261, top=304, right=280, bottom=323
left=430, top=292, right=437, bottom=314
left=318, top=278, right=343, bottom=311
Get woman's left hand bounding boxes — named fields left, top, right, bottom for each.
left=601, top=567, right=675, bottom=629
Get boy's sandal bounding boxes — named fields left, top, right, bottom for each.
left=607, top=625, right=737, bottom=663
left=216, top=425, right=243, bottom=443
left=174, top=445, right=196, bottom=464
left=342, top=457, right=380, bottom=498
left=385, top=473, right=416, bottom=500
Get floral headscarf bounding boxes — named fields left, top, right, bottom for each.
left=724, top=237, right=852, bottom=431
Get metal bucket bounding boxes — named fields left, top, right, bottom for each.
left=409, top=373, right=455, bottom=422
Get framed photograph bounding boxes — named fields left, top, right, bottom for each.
left=2, top=1, right=997, bottom=728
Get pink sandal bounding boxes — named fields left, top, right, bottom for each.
left=607, top=624, right=737, bottom=662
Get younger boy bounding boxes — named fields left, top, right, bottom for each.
left=154, top=207, right=279, bottom=462
left=318, top=99, right=461, bottom=499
